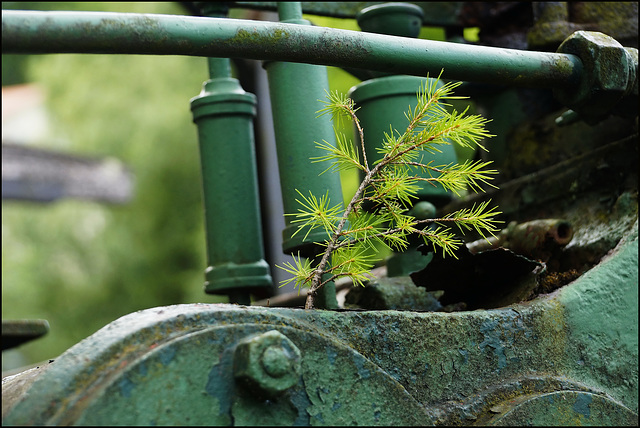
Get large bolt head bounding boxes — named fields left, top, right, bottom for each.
left=233, top=330, right=301, bottom=398
left=554, top=31, right=635, bottom=123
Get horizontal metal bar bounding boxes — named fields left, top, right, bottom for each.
left=1, top=10, right=582, bottom=89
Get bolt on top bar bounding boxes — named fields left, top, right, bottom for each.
left=2, top=10, right=582, bottom=89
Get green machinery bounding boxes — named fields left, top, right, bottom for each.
left=2, top=2, right=638, bottom=425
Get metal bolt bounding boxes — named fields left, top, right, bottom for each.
left=554, top=31, right=637, bottom=124
left=233, top=330, right=301, bottom=398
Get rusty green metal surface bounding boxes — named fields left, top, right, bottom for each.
left=233, top=330, right=302, bottom=399
left=6, top=10, right=637, bottom=123
left=559, top=220, right=639, bottom=415
left=3, top=221, right=637, bottom=425
left=480, top=391, right=638, bottom=426
left=1, top=10, right=582, bottom=90
left=554, top=31, right=638, bottom=124
left=528, top=2, right=640, bottom=51
left=2, top=5, right=637, bottom=426
left=357, top=2, right=424, bottom=38
left=188, top=2, right=271, bottom=303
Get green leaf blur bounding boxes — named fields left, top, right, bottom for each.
left=2, top=2, right=224, bottom=370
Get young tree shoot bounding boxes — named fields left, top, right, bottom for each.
left=278, top=74, right=502, bottom=309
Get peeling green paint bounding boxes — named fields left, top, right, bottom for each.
left=2, top=169, right=637, bottom=426
left=560, top=220, right=639, bottom=414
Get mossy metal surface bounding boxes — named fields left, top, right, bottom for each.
left=560, top=220, right=638, bottom=414
left=2, top=10, right=582, bottom=89
left=3, top=223, right=637, bottom=424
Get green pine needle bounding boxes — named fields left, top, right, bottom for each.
left=276, top=253, right=314, bottom=293
left=287, top=189, right=343, bottom=240
left=279, top=71, right=502, bottom=309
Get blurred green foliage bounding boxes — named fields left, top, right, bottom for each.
left=2, top=2, right=477, bottom=370
left=2, top=2, right=220, bottom=370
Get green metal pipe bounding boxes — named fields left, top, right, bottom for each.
left=1, top=10, right=582, bottom=89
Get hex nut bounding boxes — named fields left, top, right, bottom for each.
left=233, top=330, right=302, bottom=398
left=554, top=31, right=636, bottom=123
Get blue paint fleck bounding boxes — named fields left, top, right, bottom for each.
left=372, top=402, right=381, bottom=422
left=138, top=362, right=148, bottom=377
left=387, top=367, right=401, bottom=382
left=390, top=321, right=400, bottom=334
left=352, top=355, right=371, bottom=380
left=479, top=318, right=507, bottom=370
left=118, top=377, right=135, bottom=398
left=332, top=402, right=342, bottom=411
left=458, top=349, right=469, bottom=364
left=158, top=346, right=176, bottom=366
left=478, top=313, right=526, bottom=372
left=317, top=386, right=329, bottom=401
left=326, top=347, right=337, bottom=366
left=290, top=377, right=312, bottom=426
left=573, top=393, right=592, bottom=418
left=205, top=347, right=235, bottom=417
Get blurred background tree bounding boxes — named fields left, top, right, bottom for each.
left=2, top=2, right=469, bottom=371
left=2, top=2, right=217, bottom=370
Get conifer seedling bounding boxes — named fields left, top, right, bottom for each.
left=277, top=74, right=502, bottom=309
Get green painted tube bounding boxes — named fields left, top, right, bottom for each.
left=261, top=2, right=340, bottom=309
left=264, top=6, right=344, bottom=258
left=1, top=10, right=582, bottom=89
left=190, top=77, right=272, bottom=300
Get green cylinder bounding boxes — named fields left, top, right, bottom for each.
left=190, top=77, right=272, bottom=296
left=264, top=49, right=344, bottom=258
left=348, top=75, right=458, bottom=207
